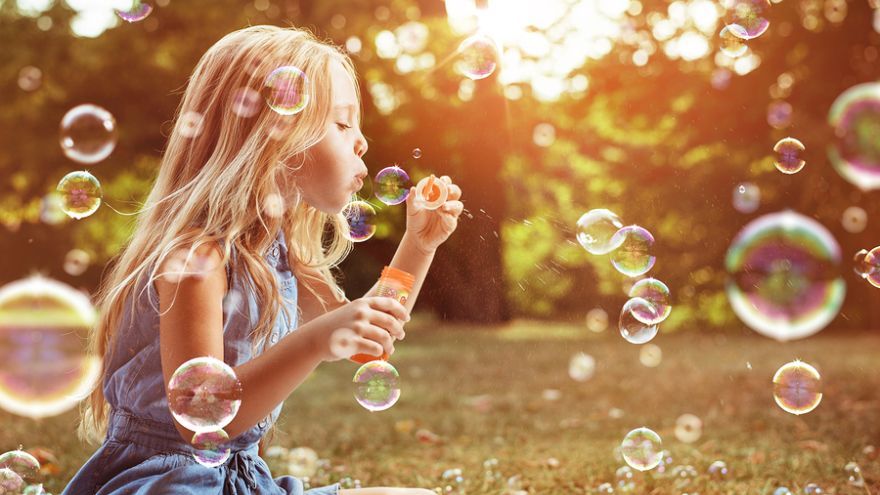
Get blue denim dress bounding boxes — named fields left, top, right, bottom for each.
left=62, top=230, right=340, bottom=495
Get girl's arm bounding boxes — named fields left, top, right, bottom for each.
left=157, top=241, right=405, bottom=442
left=296, top=232, right=434, bottom=324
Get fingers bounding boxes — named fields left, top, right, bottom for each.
left=369, top=309, right=406, bottom=340
left=441, top=200, right=464, bottom=218
left=357, top=323, right=396, bottom=357
left=439, top=176, right=462, bottom=201
left=366, top=296, right=410, bottom=323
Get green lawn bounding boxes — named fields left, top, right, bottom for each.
left=2, top=320, right=879, bottom=494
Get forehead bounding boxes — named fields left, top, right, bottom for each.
left=329, top=60, right=357, bottom=106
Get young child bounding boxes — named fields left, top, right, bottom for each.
left=63, top=25, right=463, bottom=495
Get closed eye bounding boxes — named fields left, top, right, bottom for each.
left=336, top=122, right=352, bottom=130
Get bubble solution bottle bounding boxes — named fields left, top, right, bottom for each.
left=350, top=266, right=415, bottom=364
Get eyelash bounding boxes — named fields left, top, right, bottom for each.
left=336, top=122, right=352, bottom=130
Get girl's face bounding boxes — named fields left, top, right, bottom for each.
left=291, top=60, right=368, bottom=214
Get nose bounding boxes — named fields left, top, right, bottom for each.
left=354, top=130, right=368, bottom=158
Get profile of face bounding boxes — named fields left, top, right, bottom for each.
left=285, top=60, right=368, bottom=214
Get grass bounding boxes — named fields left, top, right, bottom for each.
left=2, top=319, right=879, bottom=494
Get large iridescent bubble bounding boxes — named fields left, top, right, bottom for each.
left=353, top=360, right=400, bottom=412
left=262, top=66, right=309, bottom=116
left=457, top=33, right=499, bottom=80
left=610, top=225, right=656, bottom=277
left=827, top=83, right=880, bottom=190
left=374, top=166, right=412, bottom=206
left=0, top=276, right=101, bottom=419
left=576, top=209, right=624, bottom=255
left=725, top=211, right=844, bottom=341
left=167, top=356, right=243, bottom=432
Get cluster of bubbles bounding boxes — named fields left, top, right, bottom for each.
left=853, top=245, right=880, bottom=287
left=725, top=210, right=844, bottom=342
left=575, top=209, right=656, bottom=278
left=342, top=155, right=450, bottom=242
left=0, top=276, right=101, bottom=419
left=772, top=360, right=823, bottom=415
left=0, top=450, right=48, bottom=494
left=167, top=356, right=243, bottom=467
left=55, top=103, right=115, bottom=220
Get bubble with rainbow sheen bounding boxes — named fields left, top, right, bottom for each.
left=619, top=297, right=659, bottom=344
left=374, top=166, right=412, bottom=206
left=576, top=209, right=624, bottom=255
left=719, top=25, right=748, bottom=57
left=191, top=428, right=231, bottom=468
left=57, top=171, right=102, bottom=219
left=620, top=427, right=663, bottom=472
left=733, top=182, right=761, bottom=213
left=726, top=211, right=844, bottom=341
left=828, top=82, right=880, bottom=190
left=863, top=246, right=880, bottom=288
left=262, top=66, right=309, bottom=116
left=610, top=226, right=656, bottom=277
left=773, top=137, right=806, bottom=174
left=59, top=104, right=117, bottom=164
left=628, top=278, right=671, bottom=325
left=167, top=356, right=243, bottom=432
left=114, top=1, right=153, bottom=22
left=772, top=360, right=822, bottom=415
left=0, top=468, right=24, bottom=494
left=0, top=276, right=101, bottom=419
left=0, top=450, right=40, bottom=480
left=723, top=0, right=771, bottom=39
left=353, top=360, right=400, bottom=412
left=342, top=200, right=377, bottom=242
left=457, top=34, right=499, bottom=81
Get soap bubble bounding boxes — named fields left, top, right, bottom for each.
left=853, top=249, right=872, bottom=278
left=707, top=460, right=729, bottom=479
left=804, top=483, right=824, bottom=494
left=57, top=171, right=102, bottom=220
left=0, top=450, right=40, bottom=480
left=586, top=308, right=609, bottom=333
left=353, top=360, right=401, bottom=412
left=773, top=137, right=806, bottom=174
left=191, top=429, right=231, bottom=468
left=532, top=123, right=556, bottom=147
left=63, top=249, right=91, bottom=276
left=576, top=209, right=625, bottom=255
left=17, top=66, right=42, bottom=92
left=610, top=226, right=656, bottom=277
left=568, top=352, right=596, bottom=382
left=0, top=468, right=24, bottom=494
left=772, top=360, right=823, bottom=415
left=59, top=104, right=117, bottom=164
left=0, top=276, right=101, bottom=419
left=620, top=427, right=663, bottom=471
left=457, top=33, right=499, bottom=80
left=115, top=1, right=153, bottom=22
left=719, top=25, right=748, bottom=57
left=167, top=356, right=243, bottom=432
left=177, top=111, right=205, bottom=139
left=342, top=201, right=377, bottom=242
left=262, top=66, right=309, bottom=116
left=841, top=206, right=867, bottom=233
left=231, top=87, right=262, bottom=118
left=733, top=182, right=761, bottom=214
left=767, top=100, right=794, bottom=129
left=615, top=465, right=635, bottom=490
left=596, top=482, right=614, bottom=494
left=827, top=83, right=880, bottom=190
left=628, top=278, right=671, bottom=324
left=674, top=413, right=703, bottom=443
left=412, top=148, right=422, bottom=159
left=723, top=0, right=771, bottom=39
left=845, top=461, right=865, bottom=487
left=619, top=298, right=659, bottom=344
left=374, top=166, right=412, bottom=206
left=414, top=175, right=448, bottom=210
left=772, top=487, right=792, bottom=495
left=725, top=211, right=845, bottom=341
left=638, top=344, right=662, bottom=367
left=863, top=247, right=880, bottom=287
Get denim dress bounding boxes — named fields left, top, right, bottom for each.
left=62, top=230, right=340, bottom=495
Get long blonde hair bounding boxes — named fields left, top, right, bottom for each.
left=78, top=25, right=360, bottom=444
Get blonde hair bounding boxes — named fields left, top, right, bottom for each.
left=78, top=25, right=361, bottom=444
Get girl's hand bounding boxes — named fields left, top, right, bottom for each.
left=306, top=297, right=410, bottom=362
left=405, top=175, right=464, bottom=255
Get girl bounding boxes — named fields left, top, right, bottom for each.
left=64, top=25, right=463, bottom=495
